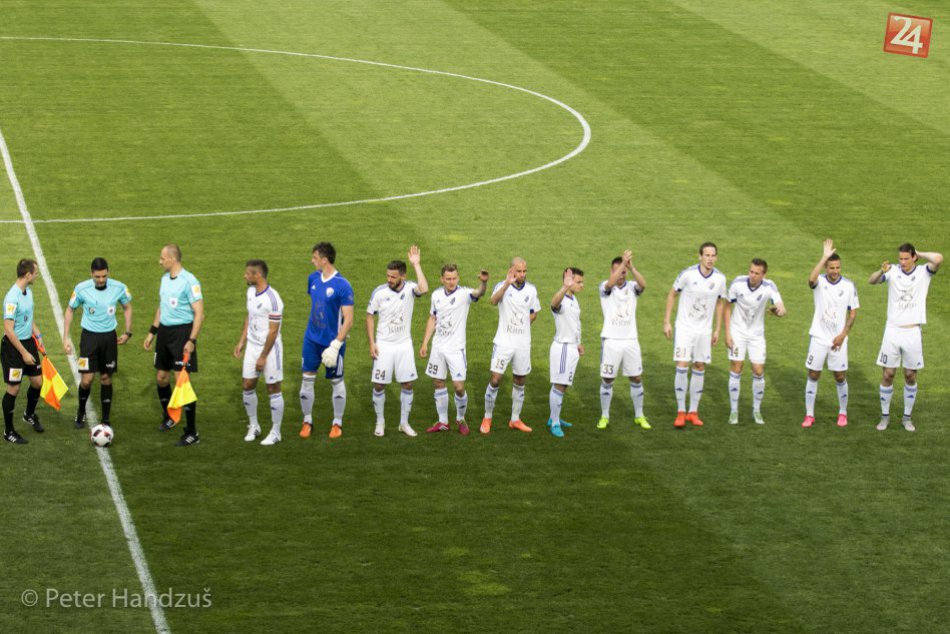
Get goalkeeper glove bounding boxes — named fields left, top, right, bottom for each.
left=321, top=339, right=343, bottom=368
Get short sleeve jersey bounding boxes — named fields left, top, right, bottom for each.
left=367, top=280, right=421, bottom=345
left=306, top=271, right=355, bottom=346
left=159, top=269, right=202, bottom=326
left=673, top=265, right=728, bottom=331
left=246, top=285, right=284, bottom=346
left=881, top=265, right=934, bottom=327
left=808, top=274, right=860, bottom=343
left=492, top=281, right=541, bottom=350
left=429, top=286, right=478, bottom=350
left=68, top=279, right=131, bottom=333
left=727, top=276, right=783, bottom=337
left=3, top=284, right=34, bottom=340
left=552, top=294, right=581, bottom=345
left=599, top=280, right=641, bottom=340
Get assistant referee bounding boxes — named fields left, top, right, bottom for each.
left=143, top=244, right=204, bottom=447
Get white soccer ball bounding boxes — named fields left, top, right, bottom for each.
left=90, top=424, right=114, bottom=447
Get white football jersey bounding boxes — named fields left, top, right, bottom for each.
left=727, top=277, right=783, bottom=337
left=430, top=286, right=478, bottom=349
left=246, top=285, right=283, bottom=346
left=367, top=280, right=421, bottom=344
left=808, top=274, right=860, bottom=343
left=882, top=265, right=934, bottom=327
left=552, top=294, right=581, bottom=344
left=599, top=280, right=641, bottom=340
left=673, top=265, right=727, bottom=331
left=492, top=281, right=541, bottom=350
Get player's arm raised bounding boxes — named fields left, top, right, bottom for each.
left=918, top=250, right=944, bottom=273
left=605, top=254, right=626, bottom=292
left=472, top=269, right=489, bottom=299
left=490, top=267, right=515, bottom=305
left=663, top=287, right=678, bottom=340
left=419, top=314, right=436, bottom=358
left=551, top=268, right=573, bottom=312
left=627, top=251, right=646, bottom=293
left=408, top=245, right=428, bottom=295
left=810, top=239, right=835, bottom=287
left=869, top=261, right=890, bottom=285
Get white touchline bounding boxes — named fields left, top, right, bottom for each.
left=0, top=36, right=591, bottom=225
left=0, top=125, right=171, bottom=634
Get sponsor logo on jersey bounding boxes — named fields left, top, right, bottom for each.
left=9, top=368, right=23, bottom=381
left=192, top=284, right=202, bottom=298
left=78, top=357, right=90, bottom=370
left=4, top=303, right=15, bottom=317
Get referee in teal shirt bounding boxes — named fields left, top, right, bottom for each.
left=63, top=257, right=133, bottom=429
left=2, top=258, right=44, bottom=444
left=143, top=244, right=204, bottom=446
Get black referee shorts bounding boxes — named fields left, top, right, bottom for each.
left=1, top=337, right=42, bottom=384
left=154, top=323, right=198, bottom=373
left=79, top=329, right=118, bottom=374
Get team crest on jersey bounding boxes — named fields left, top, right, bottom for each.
left=9, top=368, right=22, bottom=382
left=326, top=288, right=334, bottom=297
left=450, top=297, right=456, bottom=305
left=400, top=293, right=405, bottom=300
left=708, top=282, right=715, bottom=289
left=78, top=357, right=90, bottom=371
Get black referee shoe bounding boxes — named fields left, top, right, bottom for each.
left=175, top=432, right=200, bottom=447
left=159, top=417, right=177, bottom=432
left=23, top=413, right=44, bottom=433
left=75, top=415, right=87, bottom=430
left=4, top=430, right=28, bottom=444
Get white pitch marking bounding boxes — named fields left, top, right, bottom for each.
left=0, top=36, right=591, bottom=225
left=0, top=125, right=171, bottom=634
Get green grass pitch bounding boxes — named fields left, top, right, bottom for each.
left=1, top=1, right=948, bottom=632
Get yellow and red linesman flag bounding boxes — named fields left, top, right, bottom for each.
left=167, top=353, right=197, bottom=423
left=34, top=335, right=69, bottom=411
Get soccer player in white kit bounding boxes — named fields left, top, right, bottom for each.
left=869, top=243, right=943, bottom=432
left=419, top=264, right=489, bottom=436
left=802, top=239, right=859, bottom=428
left=548, top=267, right=585, bottom=438
left=481, top=257, right=541, bottom=434
left=366, top=246, right=428, bottom=437
left=723, top=258, right=786, bottom=425
left=233, top=260, right=285, bottom=445
left=664, top=242, right=727, bottom=428
left=597, top=250, right=650, bottom=431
